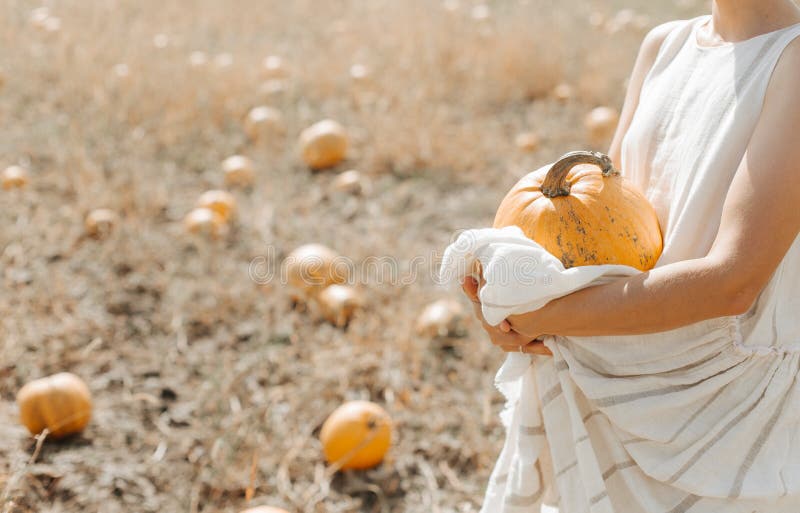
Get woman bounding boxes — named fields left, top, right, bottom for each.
left=464, top=1, right=800, bottom=511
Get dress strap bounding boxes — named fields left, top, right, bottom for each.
left=640, top=17, right=702, bottom=87
left=736, top=23, right=800, bottom=122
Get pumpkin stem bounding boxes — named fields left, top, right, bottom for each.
left=540, top=150, right=619, bottom=198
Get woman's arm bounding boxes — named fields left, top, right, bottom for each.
left=506, top=38, right=800, bottom=339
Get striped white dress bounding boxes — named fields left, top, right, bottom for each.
left=480, top=16, right=800, bottom=513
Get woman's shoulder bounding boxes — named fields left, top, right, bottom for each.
left=640, top=16, right=703, bottom=57
left=630, top=19, right=695, bottom=87
left=773, top=24, right=800, bottom=65
left=763, top=31, right=800, bottom=108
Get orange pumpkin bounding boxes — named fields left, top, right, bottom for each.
left=585, top=107, right=620, bottom=145
left=316, top=284, right=364, bottom=327
left=17, top=372, right=92, bottom=439
left=85, top=208, right=118, bottom=239
left=493, top=151, right=662, bottom=270
left=196, top=190, right=237, bottom=222
left=320, top=400, right=392, bottom=470
left=222, top=155, right=256, bottom=187
left=184, top=207, right=228, bottom=238
left=244, top=106, right=284, bottom=142
left=299, top=120, right=348, bottom=170
left=284, top=243, right=349, bottom=298
left=2, top=165, right=29, bottom=190
left=331, top=170, right=364, bottom=195
left=239, top=507, right=291, bottom=513
left=416, top=299, right=464, bottom=338
left=514, top=132, right=541, bottom=153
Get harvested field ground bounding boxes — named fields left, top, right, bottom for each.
left=0, top=1, right=704, bottom=512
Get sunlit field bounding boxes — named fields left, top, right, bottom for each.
left=0, top=1, right=705, bottom=512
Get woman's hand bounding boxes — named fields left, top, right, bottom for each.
left=461, top=275, right=553, bottom=356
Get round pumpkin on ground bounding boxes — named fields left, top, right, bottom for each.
left=416, top=299, right=465, bottom=338
left=188, top=51, right=208, bottom=68
left=239, top=507, right=291, bottom=513
left=259, top=79, right=287, bottom=99
left=2, top=165, right=29, bottom=190
left=29, top=7, right=50, bottom=28
left=320, top=400, right=392, bottom=470
left=284, top=244, right=348, bottom=298
left=196, top=190, right=237, bottom=222
left=514, top=132, right=541, bottom=153
left=222, top=155, right=256, bottom=187
left=85, top=208, right=118, bottom=239
left=184, top=207, right=227, bottom=238
left=316, top=284, right=364, bottom=327
left=349, top=64, right=370, bottom=82
left=470, top=4, right=491, bottom=20
left=331, top=170, right=364, bottom=195
left=584, top=106, right=619, bottom=145
left=244, top=106, right=284, bottom=142
left=261, top=55, right=287, bottom=79
left=493, top=150, right=662, bottom=270
left=299, top=120, right=348, bottom=170
left=17, top=372, right=92, bottom=439
left=552, top=83, right=574, bottom=102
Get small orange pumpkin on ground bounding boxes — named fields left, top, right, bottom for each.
left=349, top=63, right=370, bottom=82
left=331, top=170, right=365, bottom=195
left=17, top=372, right=92, bottom=439
left=2, top=165, right=29, bottom=190
left=244, top=106, right=284, bottom=142
left=258, top=79, right=287, bottom=99
left=184, top=207, right=227, bottom=238
left=416, top=299, right=465, bottom=338
left=514, top=132, right=541, bottom=153
left=493, top=151, right=662, bottom=270
left=299, top=120, right=348, bottom=170
left=85, top=208, right=118, bottom=239
left=584, top=106, right=620, bottom=145
left=320, top=400, right=392, bottom=470
left=261, top=55, right=287, bottom=79
left=552, top=83, right=574, bottom=102
left=284, top=244, right=349, bottom=298
left=222, top=155, right=256, bottom=187
left=239, top=507, right=291, bottom=513
left=316, top=284, right=364, bottom=327
left=188, top=51, right=208, bottom=68
left=196, top=190, right=237, bottom=222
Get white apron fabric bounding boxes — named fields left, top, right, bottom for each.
left=439, top=16, right=800, bottom=513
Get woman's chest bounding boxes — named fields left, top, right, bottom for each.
left=621, top=52, right=756, bottom=231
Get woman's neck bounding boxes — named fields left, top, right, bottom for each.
left=710, top=0, right=800, bottom=42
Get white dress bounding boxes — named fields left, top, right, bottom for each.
left=470, top=15, right=800, bottom=513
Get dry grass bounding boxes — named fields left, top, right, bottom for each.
left=0, top=0, right=704, bottom=512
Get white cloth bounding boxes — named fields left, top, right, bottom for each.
left=440, top=16, right=800, bottom=513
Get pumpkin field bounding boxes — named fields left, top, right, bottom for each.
left=0, top=1, right=705, bottom=512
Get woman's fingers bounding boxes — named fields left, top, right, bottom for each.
left=465, top=281, right=549, bottom=355
left=522, top=340, right=553, bottom=355
left=500, top=340, right=553, bottom=356
left=461, top=275, right=480, bottom=302
left=471, top=298, right=485, bottom=322
left=483, top=321, right=530, bottom=346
